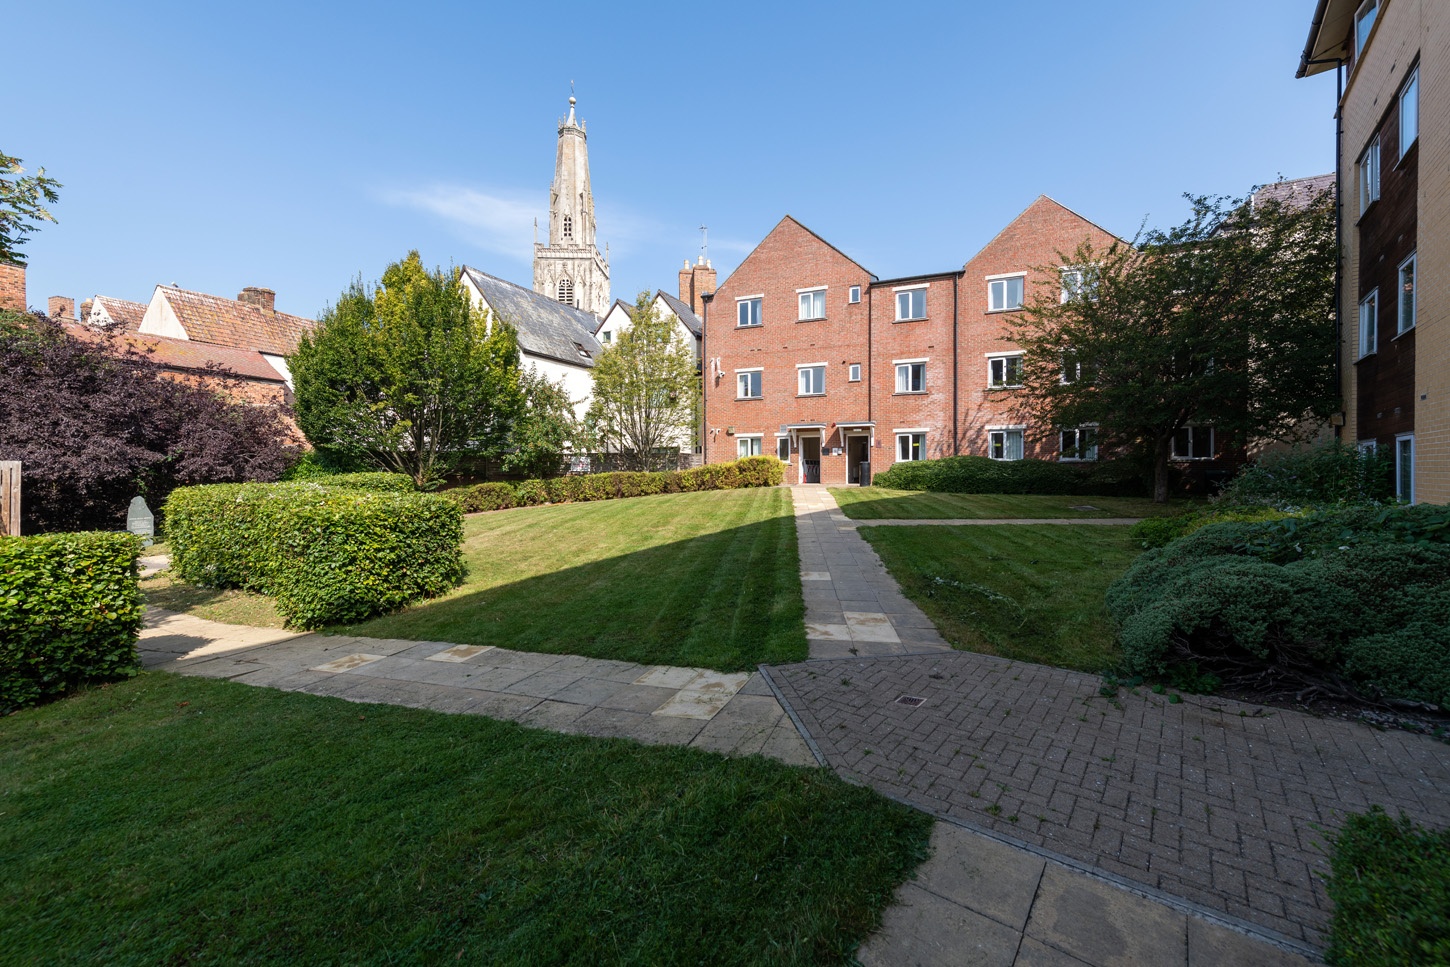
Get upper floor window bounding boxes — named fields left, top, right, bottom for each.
left=600, top=330, right=612, bottom=344
left=1401, top=68, right=1419, bottom=158
left=1060, top=427, right=1098, bottom=462
left=1172, top=426, right=1215, bottom=461
left=557, top=278, right=575, bottom=306
left=1060, top=267, right=1097, bottom=302
left=797, top=364, right=825, bottom=396
left=736, top=369, right=762, bottom=399
left=895, top=361, right=925, bottom=394
left=1061, top=352, right=1085, bottom=384
left=736, top=296, right=762, bottom=328
left=989, top=428, right=1024, bottom=461
left=895, top=287, right=927, bottom=321
left=848, top=363, right=862, bottom=382
left=1359, top=136, right=1380, bottom=215
left=988, top=274, right=1025, bottom=312
left=988, top=353, right=1023, bottom=388
left=562, top=214, right=574, bottom=240
left=1359, top=289, right=1378, bottom=358
left=848, top=285, right=861, bottom=304
left=1355, top=0, right=1378, bottom=57
left=1398, top=254, right=1416, bottom=334
left=798, top=288, right=826, bottom=321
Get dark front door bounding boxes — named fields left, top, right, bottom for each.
left=847, top=436, right=870, bottom=484
left=801, top=436, right=821, bottom=483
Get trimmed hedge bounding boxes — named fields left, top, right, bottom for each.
left=1326, top=807, right=1450, bottom=966
left=1217, top=441, right=1393, bottom=509
left=165, top=483, right=464, bottom=629
left=872, top=455, right=1148, bottom=497
left=443, top=457, right=785, bottom=513
left=1106, top=504, right=1450, bottom=706
left=1, top=532, right=143, bottom=712
left=321, top=472, right=416, bottom=493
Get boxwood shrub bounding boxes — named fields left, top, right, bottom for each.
left=447, top=457, right=784, bottom=514
left=440, top=482, right=516, bottom=513
left=1106, top=504, right=1450, bottom=706
left=1, top=531, right=144, bottom=712
left=873, top=454, right=1148, bottom=497
left=165, top=483, right=463, bottom=629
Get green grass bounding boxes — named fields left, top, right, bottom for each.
left=860, top=524, right=1142, bottom=671
left=142, top=571, right=286, bottom=628
left=0, top=674, right=931, bottom=965
left=831, top=488, right=1190, bottom=520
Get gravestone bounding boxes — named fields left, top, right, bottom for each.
left=126, top=496, right=155, bottom=546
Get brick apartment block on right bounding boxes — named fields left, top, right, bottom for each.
left=1299, top=0, right=1450, bottom=503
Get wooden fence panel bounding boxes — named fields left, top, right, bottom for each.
left=0, top=461, right=18, bottom=536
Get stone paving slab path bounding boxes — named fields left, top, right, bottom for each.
left=140, top=610, right=815, bottom=764
left=839, top=517, right=1144, bottom=527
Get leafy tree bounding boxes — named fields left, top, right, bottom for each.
left=1, top=151, right=61, bottom=265
left=586, top=291, right=698, bottom=471
left=501, top=369, right=579, bottom=479
left=1007, top=188, right=1338, bottom=502
left=292, top=252, right=525, bottom=487
left=0, top=313, right=296, bottom=532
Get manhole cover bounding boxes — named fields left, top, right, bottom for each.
left=1068, top=504, right=1100, bottom=512
left=895, top=695, right=927, bottom=707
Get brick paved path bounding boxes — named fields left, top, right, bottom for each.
left=765, top=648, right=1450, bottom=948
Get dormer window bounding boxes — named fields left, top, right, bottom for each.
left=573, top=341, right=591, bottom=360
left=558, top=278, right=575, bottom=306
left=562, top=214, right=574, bottom=240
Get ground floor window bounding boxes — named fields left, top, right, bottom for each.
left=989, top=428, right=1024, bottom=461
left=737, top=435, right=763, bottom=458
left=1396, top=434, right=1414, bottom=503
left=1059, top=427, right=1097, bottom=461
left=776, top=436, right=791, bottom=461
left=896, top=433, right=925, bottom=462
left=1172, top=426, right=1214, bottom=460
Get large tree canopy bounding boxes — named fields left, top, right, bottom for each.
left=1008, top=188, right=1338, bottom=502
left=586, top=291, right=698, bottom=471
left=1, top=151, right=61, bottom=265
left=291, top=252, right=525, bottom=487
left=0, top=313, right=296, bottom=532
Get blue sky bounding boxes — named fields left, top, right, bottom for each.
left=11, top=1, right=1336, bottom=320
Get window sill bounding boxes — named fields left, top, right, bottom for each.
left=1058, top=457, right=1098, bottom=463
left=1392, top=326, right=1416, bottom=342
left=893, top=390, right=927, bottom=396
left=986, top=385, right=1023, bottom=391
left=1170, top=457, right=1214, bottom=463
left=1354, top=351, right=1377, bottom=363
left=985, top=307, right=1023, bottom=315
left=736, top=396, right=763, bottom=402
left=736, top=324, right=762, bottom=330
left=796, top=393, right=826, bottom=399
left=796, top=317, right=827, bottom=323
left=893, top=317, right=929, bottom=324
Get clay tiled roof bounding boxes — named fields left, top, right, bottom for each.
left=158, top=285, right=315, bottom=356
left=64, top=322, right=285, bottom=382
left=92, top=296, right=148, bottom=332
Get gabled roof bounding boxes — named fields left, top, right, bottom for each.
left=961, top=195, right=1129, bottom=268
left=459, top=266, right=602, bottom=368
left=154, top=285, right=315, bottom=356
left=655, top=290, right=702, bottom=337
left=91, top=296, right=147, bottom=331
left=717, top=215, right=877, bottom=294
left=1252, top=173, right=1336, bottom=209
left=595, top=298, right=635, bottom=334
left=64, top=322, right=286, bottom=382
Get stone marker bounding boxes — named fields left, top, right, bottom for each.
left=127, top=496, right=155, bottom=546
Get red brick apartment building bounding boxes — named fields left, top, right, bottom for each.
left=702, top=198, right=1122, bottom=484
left=1298, top=0, right=1448, bottom=503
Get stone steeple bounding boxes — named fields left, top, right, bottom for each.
left=533, top=95, right=610, bottom=317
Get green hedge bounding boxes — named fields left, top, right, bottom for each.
left=1217, top=440, right=1393, bottom=509
left=1, top=532, right=143, bottom=712
left=1326, top=807, right=1450, bottom=966
left=165, top=483, right=463, bottom=629
left=1130, top=506, right=1295, bottom=549
left=321, top=472, right=416, bottom=493
left=443, top=457, right=785, bottom=513
left=1106, top=505, right=1450, bottom=705
left=872, top=455, right=1148, bottom=497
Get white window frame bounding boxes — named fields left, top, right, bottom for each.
left=848, top=285, right=861, bottom=304
left=894, top=430, right=927, bottom=462
left=735, top=368, right=762, bottom=399
left=1395, top=433, right=1415, bottom=503
left=1060, top=266, right=1096, bottom=303
left=987, top=272, right=1026, bottom=312
left=736, top=295, right=763, bottom=328
left=1359, top=136, right=1380, bottom=215
left=986, top=352, right=1023, bottom=388
left=894, top=360, right=926, bottom=394
left=1400, top=68, right=1419, bottom=158
left=1355, top=0, right=1378, bottom=57
left=1171, top=426, right=1215, bottom=461
left=1059, top=426, right=1098, bottom=462
left=796, top=362, right=826, bottom=396
left=1397, top=252, right=1416, bottom=335
left=987, top=427, right=1025, bottom=462
left=797, top=287, right=826, bottom=321
left=893, top=283, right=928, bottom=321
left=1358, top=289, right=1378, bottom=358
left=848, top=363, right=862, bottom=382
left=736, top=434, right=763, bottom=458
left=775, top=434, right=791, bottom=462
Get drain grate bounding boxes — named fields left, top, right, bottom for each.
left=895, top=695, right=927, bottom=707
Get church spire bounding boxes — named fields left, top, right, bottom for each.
left=534, top=92, right=610, bottom=316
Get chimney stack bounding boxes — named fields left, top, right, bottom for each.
left=0, top=262, right=26, bottom=313
left=80, top=299, right=94, bottom=323
left=678, top=258, right=716, bottom=317
left=237, top=286, right=276, bottom=312
left=48, top=295, right=77, bottom=321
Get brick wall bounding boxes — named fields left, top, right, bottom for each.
left=48, top=295, right=76, bottom=320
left=0, top=262, right=25, bottom=313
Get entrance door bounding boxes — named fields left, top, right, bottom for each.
left=847, top=436, right=870, bottom=485
left=800, top=436, right=821, bottom=483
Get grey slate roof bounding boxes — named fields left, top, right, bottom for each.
left=460, top=266, right=602, bottom=368
left=1252, top=174, right=1336, bottom=210
left=655, top=290, right=703, bottom=338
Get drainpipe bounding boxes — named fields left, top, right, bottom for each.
left=701, top=291, right=713, bottom=464
left=866, top=280, right=873, bottom=427
left=952, top=271, right=961, bottom=454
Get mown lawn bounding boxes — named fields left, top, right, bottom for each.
left=859, top=524, right=1142, bottom=671
left=143, top=488, right=806, bottom=671
left=0, top=674, right=931, bottom=966
left=831, top=488, right=1189, bottom=520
